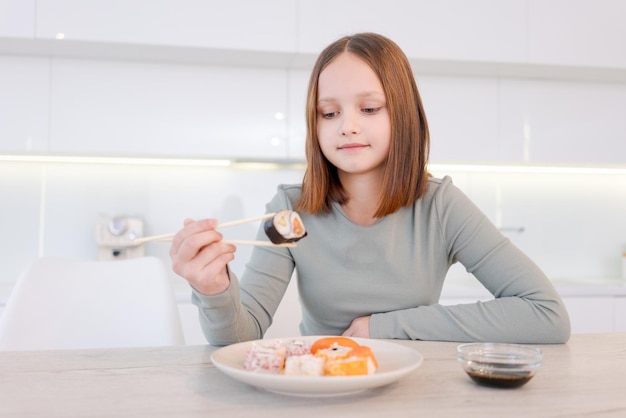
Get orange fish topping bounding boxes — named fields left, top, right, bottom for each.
left=310, top=337, right=360, bottom=354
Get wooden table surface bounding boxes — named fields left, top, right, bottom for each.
left=1, top=333, right=624, bottom=417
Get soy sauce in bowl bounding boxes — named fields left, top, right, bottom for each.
left=457, top=343, right=542, bottom=389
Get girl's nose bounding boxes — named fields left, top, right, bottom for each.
left=340, top=111, right=360, bottom=136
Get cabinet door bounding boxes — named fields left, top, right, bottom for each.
left=264, top=274, right=301, bottom=339
left=0, top=0, right=35, bottom=38
left=177, top=302, right=207, bottom=345
left=419, top=75, right=500, bottom=162
left=439, top=272, right=495, bottom=305
left=177, top=276, right=302, bottom=343
left=35, top=0, right=297, bottom=52
left=615, top=297, right=626, bottom=332
left=529, top=0, right=626, bottom=69
left=562, top=297, right=614, bottom=333
left=297, top=0, right=527, bottom=63
left=49, top=58, right=289, bottom=159
left=286, top=69, right=308, bottom=160
left=0, top=56, right=49, bottom=153
left=499, top=79, right=626, bottom=164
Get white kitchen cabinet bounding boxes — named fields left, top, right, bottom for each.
left=529, top=0, right=626, bottom=69
left=177, top=292, right=625, bottom=344
left=286, top=69, right=308, bottom=160
left=0, top=0, right=35, bottom=38
left=264, top=275, right=302, bottom=339
left=2, top=285, right=625, bottom=346
left=2, top=0, right=625, bottom=166
left=441, top=295, right=619, bottom=334
left=419, top=76, right=501, bottom=162
left=134, top=298, right=301, bottom=346
left=35, top=0, right=297, bottom=53
left=2, top=0, right=625, bottom=79
left=562, top=297, right=615, bottom=333
left=297, top=0, right=527, bottom=64
left=499, top=79, right=626, bottom=164
left=439, top=279, right=625, bottom=334
left=614, top=297, right=626, bottom=332
left=439, top=274, right=495, bottom=306
left=49, top=58, right=289, bottom=159
left=0, top=56, right=49, bottom=153
left=176, top=273, right=302, bottom=345
left=177, top=302, right=207, bottom=345
left=12, top=0, right=626, bottom=73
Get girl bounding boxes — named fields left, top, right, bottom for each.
left=170, top=33, right=571, bottom=346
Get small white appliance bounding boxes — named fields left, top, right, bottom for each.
left=94, top=216, right=144, bottom=260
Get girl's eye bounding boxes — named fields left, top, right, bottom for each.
left=362, top=107, right=379, bottom=114
left=321, top=111, right=338, bottom=119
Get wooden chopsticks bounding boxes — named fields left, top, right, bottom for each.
left=132, top=213, right=296, bottom=248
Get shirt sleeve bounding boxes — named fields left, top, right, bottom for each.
left=369, top=178, right=571, bottom=343
left=191, top=187, right=297, bottom=346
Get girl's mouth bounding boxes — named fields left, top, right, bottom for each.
left=338, top=143, right=369, bottom=150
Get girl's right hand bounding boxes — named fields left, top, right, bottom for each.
left=169, top=218, right=236, bottom=296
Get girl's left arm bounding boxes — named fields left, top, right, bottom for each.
left=369, top=179, right=571, bottom=343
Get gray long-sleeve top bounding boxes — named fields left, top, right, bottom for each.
left=192, top=176, right=571, bottom=346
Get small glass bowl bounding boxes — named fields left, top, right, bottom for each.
left=456, top=343, right=543, bottom=388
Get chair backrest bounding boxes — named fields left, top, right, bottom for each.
left=0, top=256, right=185, bottom=351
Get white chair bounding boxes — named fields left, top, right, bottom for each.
left=0, top=256, right=185, bottom=351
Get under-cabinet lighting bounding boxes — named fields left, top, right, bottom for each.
left=429, top=163, right=626, bottom=175
left=1, top=154, right=625, bottom=174
left=0, top=154, right=231, bottom=167
left=230, top=161, right=305, bottom=170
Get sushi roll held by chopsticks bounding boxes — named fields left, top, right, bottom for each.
left=133, top=210, right=308, bottom=247
left=264, top=210, right=307, bottom=244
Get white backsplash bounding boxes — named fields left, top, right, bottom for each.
left=429, top=169, right=626, bottom=281
left=1, top=161, right=625, bottom=286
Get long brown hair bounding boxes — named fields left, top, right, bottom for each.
left=296, top=32, right=430, bottom=218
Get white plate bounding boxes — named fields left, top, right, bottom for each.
left=210, top=336, right=423, bottom=397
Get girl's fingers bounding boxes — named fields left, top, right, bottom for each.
left=169, top=218, right=237, bottom=294
left=173, top=240, right=236, bottom=294
left=183, top=240, right=235, bottom=276
left=188, top=246, right=235, bottom=288
left=170, top=218, right=218, bottom=256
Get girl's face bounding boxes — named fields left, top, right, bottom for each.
left=316, top=53, right=391, bottom=179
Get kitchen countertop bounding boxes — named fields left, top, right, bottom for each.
left=1, top=333, right=625, bottom=417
